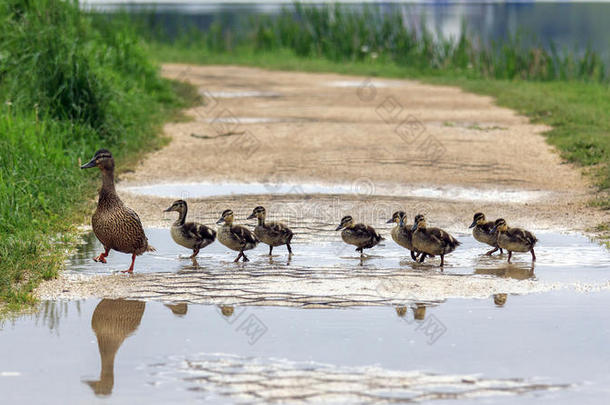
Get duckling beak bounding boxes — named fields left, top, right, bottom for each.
left=411, top=223, right=418, bottom=231
left=216, top=217, right=225, bottom=224
left=80, top=157, right=97, bottom=169
left=490, top=225, right=497, bottom=233
left=468, top=220, right=477, bottom=229
left=335, top=224, right=344, bottom=231
left=163, top=206, right=173, bottom=212
left=386, top=218, right=395, bottom=224
left=246, top=213, right=256, bottom=220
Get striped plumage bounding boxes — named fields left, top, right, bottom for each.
left=335, top=215, right=383, bottom=257
left=164, top=200, right=216, bottom=259
left=492, top=218, right=537, bottom=263
left=216, top=209, right=259, bottom=262
left=387, top=211, right=419, bottom=261
left=469, top=212, right=503, bottom=255
left=81, top=149, right=154, bottom=273
left=247, top=206, right=293, bottom=255
left=411, top=214, right=460, bottom=267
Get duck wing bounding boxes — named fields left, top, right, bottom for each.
left=231, top=224, right=259, bottom=245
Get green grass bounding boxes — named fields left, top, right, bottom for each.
left=0, top=0, right=197, bottom=311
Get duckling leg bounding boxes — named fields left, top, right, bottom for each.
left=93, top=247, right=110, bottom=263
left=440, top=255, right=445, bottom=267
left=121, top=254, right=136, bottom=274
left=189, top=248, right=200, bottom=259
left=499, top=248, right=504, bottom=254
left=268, top=245, right=273, bottom=256
left=418, top=253, right=427, bottom=263
left=530, top=248, right=536, bottom=262
left=286, top=243, right=293, bottom=254
left=410, top=250, right=417, bottom=261
left=357, top=247, right=364, bottom=258
left=507, top=251, right=512, bottom=263
left=485, top=247, right=499, bottom=256
left=234, top=252, right=243, bottom=262
left=242, top=252, right=250, bottom=262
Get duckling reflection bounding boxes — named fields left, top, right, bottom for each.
left=494, top=293, right=508, bottom=307
left=475, top=263, right=535, bottom=280
left=395, top=306, right=407, bottom=317
left=219, top=305, right=234, bottom=317
left=85, top=299, right=145, bottom=396
left=413, top=303, right=426, bottom=321
left=165, top=303, right=188, bottom=317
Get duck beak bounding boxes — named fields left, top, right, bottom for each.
left=386, top=218, right=395, bottom=224
left=80, top=157, right=97, bottom=169
left=468, top=220, right=476, bottom=229
left=335, top=224, right=344, bottom=231
left=216, top=217, right=225, bottom=224
left=411, top=223, right=418, bottom=231
left=247, top=213, right=256, bottom=220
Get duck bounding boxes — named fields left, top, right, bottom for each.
left=247, top=206, right=293, bottom=255
left=216, top=209, right=259, bottom=262
left=387, top=210, right=419, bottom=261
left=164, top=200, right=216, bottom=259
left=80, top=149, right=154, bottom=273
left=335, top=215, right=383, bottom=257
left=491, top=218, right=537, bottom=263
left=411, top=214, right=460, bottom=266
left=469, top=212, right=503, bottom=255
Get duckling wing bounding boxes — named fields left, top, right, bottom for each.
left=480, top=221, right=496, bottom=234
left=184, top=222, right=216, bottom=242
left=507, top=228, right=537, bottom=246
left=231, top=224, right=259, bottom=245
left=266, top=221, right=293, bottom=239
left=353, top=224, right=383, bottom=242
left=429, top=227, right=461, bottom=249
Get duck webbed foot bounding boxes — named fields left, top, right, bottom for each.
left=93, top=248, right=110, bottom=263
left=485, top=247, right=499, bottom=256
left=120, top=254, right=136, bottom=274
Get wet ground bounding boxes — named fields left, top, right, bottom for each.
left=6, top=222, right=610, bottom=403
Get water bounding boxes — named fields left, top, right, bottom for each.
left=86, top=1, right=610, bottom=63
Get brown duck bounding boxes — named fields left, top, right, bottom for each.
left=411, top=214, right=460, bottom=267
left=469, top=212, right=503, bottom=255
left=81, top=149, right=154, bottom=273
left=247, top=206, right=293, bottom=256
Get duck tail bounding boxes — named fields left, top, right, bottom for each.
left=146, top=244, right=157, bottom=252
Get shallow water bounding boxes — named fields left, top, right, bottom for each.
left=119, top=182, right=551, bottom=203
left=2, top=293, right=610, bottom=404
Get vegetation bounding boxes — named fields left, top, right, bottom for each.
left=0, top=0, right=195, bottom=310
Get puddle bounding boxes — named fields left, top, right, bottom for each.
left=119, top=181, right=551, bottom=203
left=327, top=80, right=406, bottom=88
left=201, top=90, right=281, bottom=98
left=3, top=293, right=610, bottom=403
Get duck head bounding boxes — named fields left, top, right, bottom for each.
left=387, top=210, right=406, bottom=225
left=81, top=149, right=114, bottom=172
left=335, top=215, right=354, bottom=231
left=216, top=209, right=234, bottom=225
left=164, top=199, right=187, bottom=214
left=247, top=206, right=266, bottom=220
left=491, top=218, right=508, bottom=233
left=411, top=214, right=426, bottom=231
left=469, top=212, right=486, bottom=229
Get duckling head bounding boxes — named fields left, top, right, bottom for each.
left=411, top=214, right=426, bottom=231
left=387, top=211, right=406, bottom=225
left=491, top=218, right=508, bottom=233
left=335, top=215, right=354, bottom=231
left=247, top=206, right=266, bottom=220
left=216, top=209, right=234, bottom=225
left=164, top=199, right=187, bottom=214
left=469, top=212, right=486, bottom=229
left=80, top=149, right=114, bottom=172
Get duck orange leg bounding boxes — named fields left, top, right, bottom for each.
left=93, top=247, right=110, bottom=263
left=121, top=254, right=137, bottom=274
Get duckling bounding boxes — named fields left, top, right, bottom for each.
left=335, top=215, right=383, bottom=257
left=491, top=218, right=537, bottom=263
left=80, top=149, right=154, bottom=273
left=387, top=210, right=418, bottom=261
left=247, top=206, right=293, bottom=255
left=216, top=209, right=259, bottom=262
left=411, top=214, right=460, bottom=267
left=469, top=212, right=503, bottom=255
left=164, top=200, right=216, bottom=259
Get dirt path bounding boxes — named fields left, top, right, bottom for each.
left=119, top=64, right=604, bottom=232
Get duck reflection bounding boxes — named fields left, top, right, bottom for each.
left=395, top=303, right=427, bottom=320
left=494, top=293, right=508, bottom=307
left=475, top=264, right=535, bottom=280
left=85, top=299, right=145, bottom=396
left=165, top=303, right=188, bottom=317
